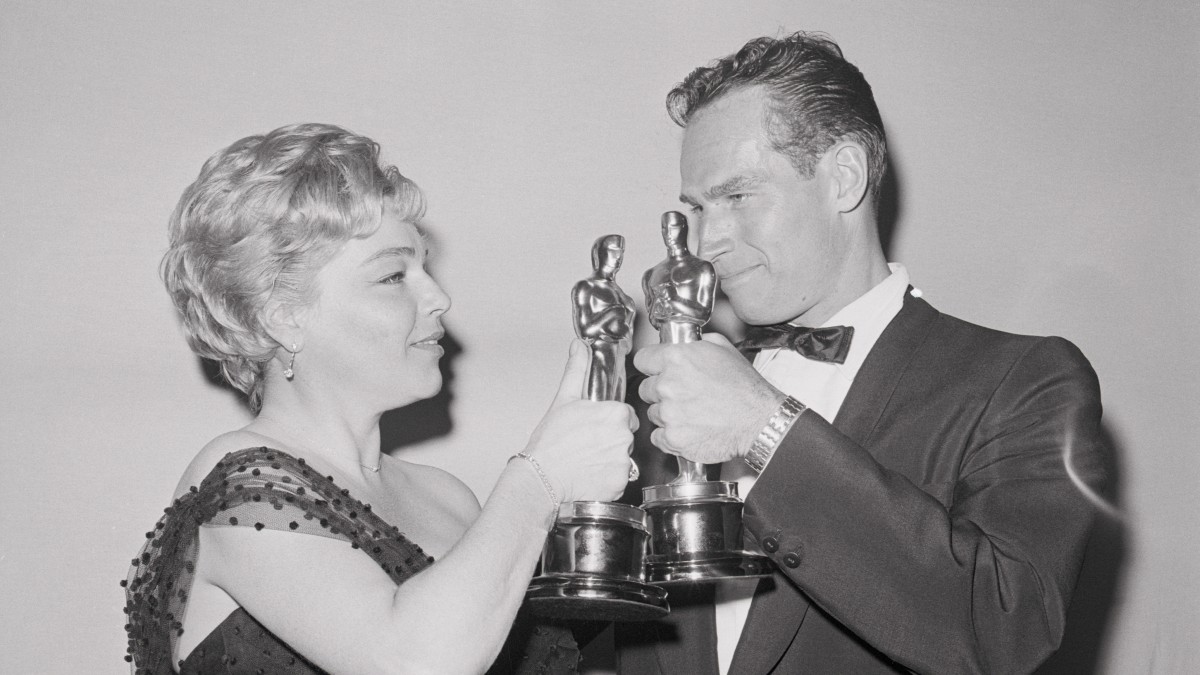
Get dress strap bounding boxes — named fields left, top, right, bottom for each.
left=123, top=447, right=432, bottom=673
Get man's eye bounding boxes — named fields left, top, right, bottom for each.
left=729, top=193, right=749, bottom=203
left=687, top=203, right=703, bottom=214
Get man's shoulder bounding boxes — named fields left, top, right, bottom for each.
left=910, top=297, right=1095, bottom=380
left=930, top=304, right=1038, bottom=349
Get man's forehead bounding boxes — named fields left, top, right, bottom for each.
left=681, top=104, right=773, bottom=181
left=684, top=88, right=771, bottom=140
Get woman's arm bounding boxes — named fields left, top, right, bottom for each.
left=200, top=341, right=635, bottom=674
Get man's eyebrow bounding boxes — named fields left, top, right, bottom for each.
left=704, top=174, right=764, bottom=201
left=680, top=173, right=765, bottom=205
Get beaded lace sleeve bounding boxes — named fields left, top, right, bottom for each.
left=122, top=447, right=433, bottom=674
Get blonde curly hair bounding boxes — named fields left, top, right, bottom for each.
left=161, top=123, right=425, bottom=411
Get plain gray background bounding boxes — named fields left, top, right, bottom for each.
left=1, top=2, right=1196, bottom=672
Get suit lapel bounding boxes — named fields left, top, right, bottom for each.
left=832, top=290, right=938, bottom=445
left=728, top=291, right=939, bottom=674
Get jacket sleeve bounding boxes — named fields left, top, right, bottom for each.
left=743, top=336, right=1111, bottom=674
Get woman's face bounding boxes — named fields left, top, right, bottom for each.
left=298, top=212, right=450, bottom=411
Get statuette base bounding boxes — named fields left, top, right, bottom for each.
left=645, top=551, right=772, bottom=584
left=642, top=481, right=773, bottom=584
left=525, top=575, right=669, bottom=621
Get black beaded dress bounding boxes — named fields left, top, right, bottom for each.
left=123, top=447, right=580, bottom=674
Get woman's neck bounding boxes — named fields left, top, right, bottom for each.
left=249, top=394, right=384, bottom=479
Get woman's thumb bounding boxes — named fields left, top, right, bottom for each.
left=552, top=339, right=590, bottom=406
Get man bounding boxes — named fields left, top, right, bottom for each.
left=617, top=32, right=1109, bottom=674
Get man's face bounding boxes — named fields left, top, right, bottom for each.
left=679, top=86, right=849, bottom=326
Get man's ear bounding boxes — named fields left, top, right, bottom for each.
left=262, top=299, right=307, bottom=353
left=830, top=141, right=869, bottom=214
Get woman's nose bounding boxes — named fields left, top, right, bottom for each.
left=424, top=278, right=451, bottom=316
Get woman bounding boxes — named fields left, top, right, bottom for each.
left=123, top=123, right=637, bottom=674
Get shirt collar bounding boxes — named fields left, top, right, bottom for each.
left=819, top=262, right=910, bottom=379
left=756, top=263, right=911, bottom=380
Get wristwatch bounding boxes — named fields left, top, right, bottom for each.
left=744, top=396, right=806, bottom=474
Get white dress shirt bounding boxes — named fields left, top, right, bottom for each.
left=714, top=263, right=915, bottom=674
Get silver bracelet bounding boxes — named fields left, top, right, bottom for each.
left=512, top=451, right=560, bottom=511
left=744, top=396, right=807, bottom=474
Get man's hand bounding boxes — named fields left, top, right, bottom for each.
left=634, top=332, right=785, bottom=464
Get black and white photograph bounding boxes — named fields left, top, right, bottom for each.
left=1, top=2, right=1196, bottom=673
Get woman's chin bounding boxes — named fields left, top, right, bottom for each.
left=389, top=377, right=443, bottom=409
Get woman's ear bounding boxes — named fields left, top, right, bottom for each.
left=831, top=141, right=869, bottom=214
left=262, top=299, right=306, bottom=353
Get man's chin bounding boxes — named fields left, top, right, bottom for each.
left=728, top=297, right=801, bottom=327
left=725, top=289, right=769, bottom=325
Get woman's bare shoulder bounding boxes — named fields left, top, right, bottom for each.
left=173, top=429, right=285, bottom=498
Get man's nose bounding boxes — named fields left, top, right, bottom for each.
left=694, top=212, right=731, bottom=261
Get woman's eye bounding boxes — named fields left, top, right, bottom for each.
left=381, top=271, right=406, bottom=284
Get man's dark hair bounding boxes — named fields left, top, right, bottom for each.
left=667, top=31, right=887, bottom=204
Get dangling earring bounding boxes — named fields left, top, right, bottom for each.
left=283, top=344, right=297, bottom=381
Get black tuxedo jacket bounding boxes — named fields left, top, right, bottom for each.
left=615, top=292, right=1109, bottom=674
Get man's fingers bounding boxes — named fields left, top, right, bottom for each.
left=638, top=375, right=660, bottom=404
left=646, top=403, right=663, bottom=427
left=702, top=331, right=736, bottom=349
left=632, top=343, right=664, bottom=375
left=650, top=427, right=685, bottom=457
left=649, top=428, right=672, bottom=454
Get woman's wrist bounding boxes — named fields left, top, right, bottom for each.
left=503, top=456, right=560, bottom=531
left=511, top=452, right=560, bottom=511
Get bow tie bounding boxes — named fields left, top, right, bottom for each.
left=739, top=324, right=855, bottom=364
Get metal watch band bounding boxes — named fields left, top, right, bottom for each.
left=744, top=396, right=807, bottom=474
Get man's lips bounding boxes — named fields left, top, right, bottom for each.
left=718, top=264, right=760, bottom=285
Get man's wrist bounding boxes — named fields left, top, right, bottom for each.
left=744, top=396, right=807, bottom=474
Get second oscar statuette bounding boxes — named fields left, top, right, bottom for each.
left=638, top=212, right=772, bottom=583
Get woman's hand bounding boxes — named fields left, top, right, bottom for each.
left=524, top=339, right=638, bottom=504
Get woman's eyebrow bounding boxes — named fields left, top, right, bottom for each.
left=363, top=246, right=420, bottom=265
